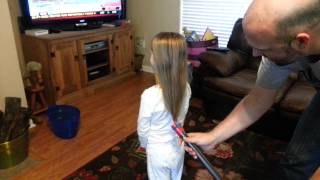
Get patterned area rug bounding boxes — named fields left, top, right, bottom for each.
left=64, top=107, right=287, bottom=180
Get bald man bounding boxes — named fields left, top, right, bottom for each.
left=185, top=0, right=320, bottom=179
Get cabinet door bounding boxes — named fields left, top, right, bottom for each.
left=114, top=30, right=134, bottom=74
left=49, top=41, right=81, bottom=98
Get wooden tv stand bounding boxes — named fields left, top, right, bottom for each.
left=21, top=25, right=134, bottom=104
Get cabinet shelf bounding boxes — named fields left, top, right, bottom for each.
left=87, top=62, right=109, bottom=71
left=85, top=47, right=108, bottom=55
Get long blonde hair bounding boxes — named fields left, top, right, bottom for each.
left=151, top=32, right=188, bottom=121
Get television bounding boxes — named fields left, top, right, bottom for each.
left=20, top=0, right=127, bottom=31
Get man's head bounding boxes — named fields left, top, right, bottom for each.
left=243, top=0, right=320, bottom=65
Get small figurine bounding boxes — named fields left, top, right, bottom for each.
left=25, top=61, right=43, bottom=90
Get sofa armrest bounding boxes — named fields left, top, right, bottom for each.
left=199, top=50, right=248, bottom=77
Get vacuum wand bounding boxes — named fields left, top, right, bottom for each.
left=172, top=123, right=222, bottom=180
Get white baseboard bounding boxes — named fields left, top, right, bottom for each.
left=142, top=65, right=154, bottom=73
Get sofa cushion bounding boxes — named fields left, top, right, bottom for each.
left=280, top=81, right=317, bottom=113
left=204, top=68, right=256, bottom=97
left=199, top=50, right=248, bottom=77
left=204, top=68, right=295, bottom=102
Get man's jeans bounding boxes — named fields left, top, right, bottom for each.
left=279, top=90, right=320, bottom=179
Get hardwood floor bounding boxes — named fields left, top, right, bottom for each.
left=13, top=72, right=155, bottom=180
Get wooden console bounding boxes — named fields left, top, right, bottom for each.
left=21, top=25, right=134, bottom=104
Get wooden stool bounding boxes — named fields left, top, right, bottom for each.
left=26, top=86, right=47, bottom=115
left=25, top=71, right=48, bottom=120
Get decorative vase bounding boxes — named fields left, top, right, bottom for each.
left=0, top=130, right=29, bottom=169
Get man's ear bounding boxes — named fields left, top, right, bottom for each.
left=290, top=33, right=310, bottom=52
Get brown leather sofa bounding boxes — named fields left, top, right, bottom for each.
left=192, top=19, right=317, bottom=141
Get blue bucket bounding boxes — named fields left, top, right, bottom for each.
left=47, top=105, right=80, bottom=139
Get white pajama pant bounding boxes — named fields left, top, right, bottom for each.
left=146, top=140, right=185, bottom=180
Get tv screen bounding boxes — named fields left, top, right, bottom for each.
left=20, top=0, right=126, bottom=27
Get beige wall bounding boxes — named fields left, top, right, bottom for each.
left=127, top=0, right=181, bottom=68
left=0, top=0, right=27, bottom=109
left=7, top=0, right=25, bottom=74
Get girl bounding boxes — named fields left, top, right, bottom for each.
left=137, top=32, right=191, bottom=180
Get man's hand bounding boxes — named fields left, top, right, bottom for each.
left=184, top=132, right=216, bottom=159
